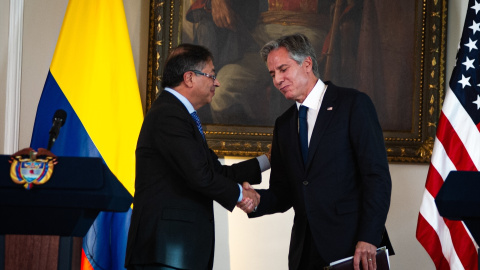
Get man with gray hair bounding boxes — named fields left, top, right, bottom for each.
left=241, top=34, right=393, bottom=270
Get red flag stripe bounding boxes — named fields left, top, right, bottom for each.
left=424, top=163, right=446, bottom=198
left=444, top=218, right=479, bottom=269
left=81, top=249, right=94, bottom=270
left=417, top=214, right=450, bottom=269
left=442, top=89, right=480, bottom=169
left=436, top=112, right=476, bottom=171
left=419, top=188, right=464, bottom=269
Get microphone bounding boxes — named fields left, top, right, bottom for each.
left=47, top=109, right=67, bottom=150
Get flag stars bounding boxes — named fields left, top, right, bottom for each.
left=474, top=95, right=480, bottom=110
left=472, top=1, right=480, bottom=15
left=463, top=57, right=475, bottom=70
left=470, top=20, right=480, bottom=35
left=465, top=38, right=478, bottom=52
left=459, top=74, right=471, bottom=88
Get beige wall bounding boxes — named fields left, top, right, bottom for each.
left=0, top=0, right=9, bottom=150
left=0, top=0, right=469, bottom=269
left=20, top=0, right=68, bottom=148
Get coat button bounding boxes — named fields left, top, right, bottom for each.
left=303, top=181, right=309, bottom=186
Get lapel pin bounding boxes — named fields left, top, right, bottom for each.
left=327, top=107, right=333, bottom=111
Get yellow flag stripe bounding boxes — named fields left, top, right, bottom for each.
left=50, top=0, right=143, bottom=196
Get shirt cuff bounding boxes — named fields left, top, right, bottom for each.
left=256, top=154, right=271, bottom=172
left=237, top=183, right=243, bottom=203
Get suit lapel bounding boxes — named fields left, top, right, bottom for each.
left=162, top=91, right=207, bottom=147
left=305, top=84, right=337, bottom=169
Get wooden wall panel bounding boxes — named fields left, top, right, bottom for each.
left=5, top=235, right=59, bottom=270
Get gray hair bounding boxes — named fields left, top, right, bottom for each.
left=260, top=33, right=320, bottom=78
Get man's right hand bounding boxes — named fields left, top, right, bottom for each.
left=237, top=182, right=260, bottom=213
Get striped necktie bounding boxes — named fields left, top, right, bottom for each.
left=191, top=111, right=205, bottom=140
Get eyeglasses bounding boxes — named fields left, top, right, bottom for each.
left=190, top=70, right=217, bottom=81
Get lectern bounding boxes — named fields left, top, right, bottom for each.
left=0, top=155, right=133, bottom=270
left=435, top=171, right=480, bottom=270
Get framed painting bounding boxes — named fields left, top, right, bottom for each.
left=146, top=0, right=447, bottom=163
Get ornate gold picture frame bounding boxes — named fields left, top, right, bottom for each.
left=146, top=0, right=447, bottom=163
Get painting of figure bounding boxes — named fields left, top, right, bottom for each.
left=182, top=0, right=415, bottom=132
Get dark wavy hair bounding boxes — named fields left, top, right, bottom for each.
left=161, top=43, right=213, bottom=88
left=260, top=33, right=319, bottom=78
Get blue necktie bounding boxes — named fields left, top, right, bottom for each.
left=299, top=105, right=308, bottom=165
left=191, top=111, right=205, bottom=140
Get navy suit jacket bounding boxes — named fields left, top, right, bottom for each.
left=125, top=90, right=262, bottom=269
left=250, top=82, right=392, bottom=269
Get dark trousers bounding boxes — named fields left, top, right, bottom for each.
left=127, top=265, right=179, bottom=270
left=127, top=259, right=211, bottom=270
left=298, top=222, right=328, bottom=270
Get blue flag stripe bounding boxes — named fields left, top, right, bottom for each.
left=450, top=2, right=480, bottom=125
left=31, top=71, right=101, bottom=157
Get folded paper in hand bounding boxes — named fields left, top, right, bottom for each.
left=323, top=246, right=390, bottom=270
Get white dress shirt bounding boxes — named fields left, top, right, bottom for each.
left=296, top=79, right=328, bottom=146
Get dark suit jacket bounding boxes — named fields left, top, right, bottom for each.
left=125, top=90, right=262, bottom=270
left=250, top=82, right=392, bottom=269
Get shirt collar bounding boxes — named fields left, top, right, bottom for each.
left=164, top=87, right=195, bottom=114
left=296, top=79, right=326, bottom=110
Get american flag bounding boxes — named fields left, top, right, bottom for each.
left=416, top=0, right=480, bottom=269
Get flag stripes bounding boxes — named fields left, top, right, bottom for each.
left=436, top=112, right=476, bottom=171
left=417, top=1, right=480, bottom=268
left=417, top=205, right=451, bottom=268
left=442, top=91, right=480, bottom=168
left=417, top=92, right=479, bottom=269
left=30, top=0, right=143, bottom=269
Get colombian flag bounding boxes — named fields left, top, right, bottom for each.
left=30, top=0, right=143, bottom=269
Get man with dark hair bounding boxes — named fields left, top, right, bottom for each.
left=125, top=43, right=269, bottom=270
left=241, top=33, right=392, bottom=270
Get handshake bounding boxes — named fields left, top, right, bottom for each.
left=236, top=182, right=260, bottom=214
